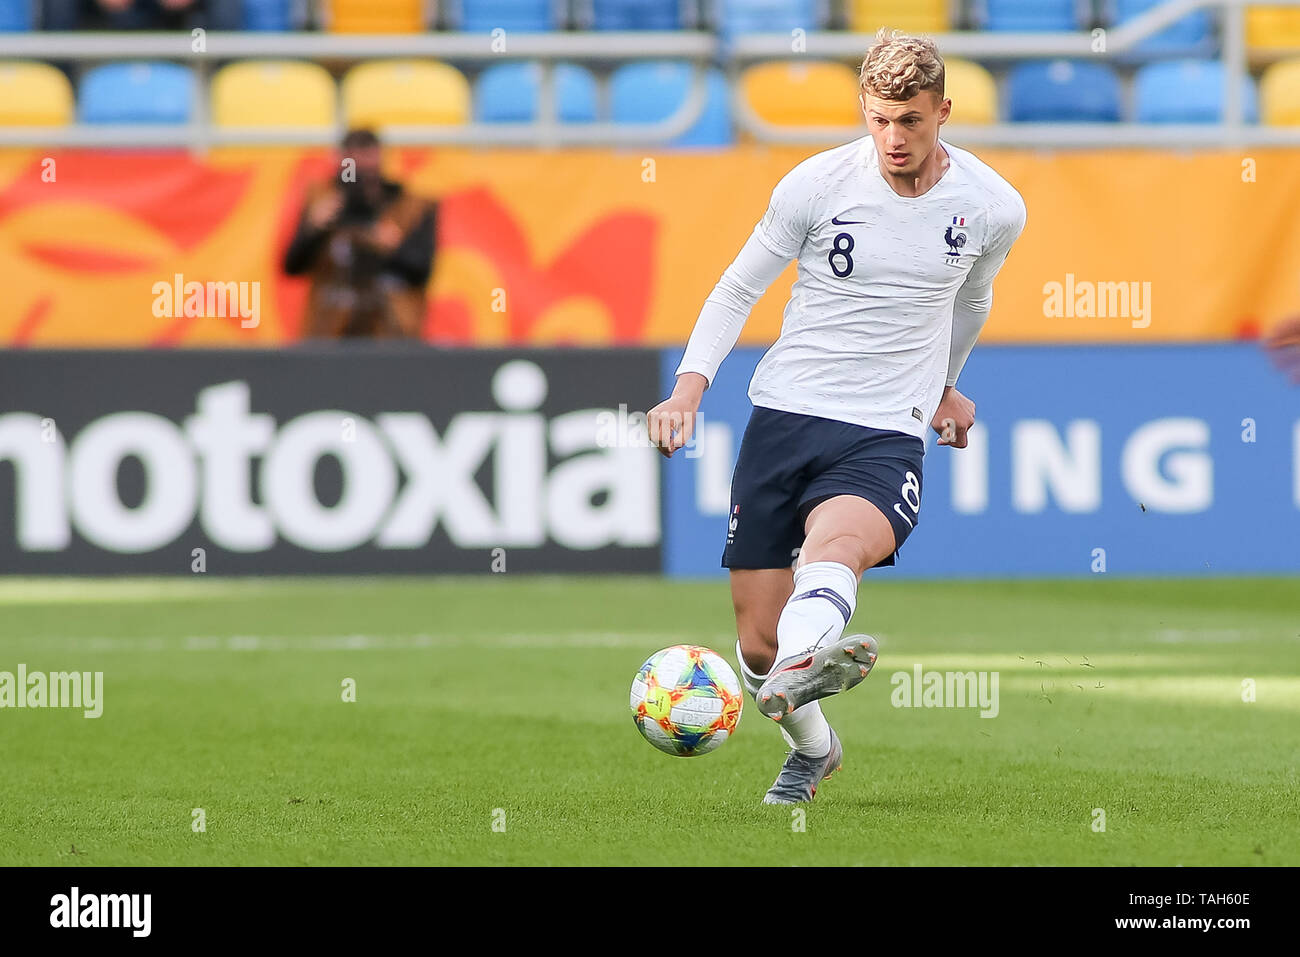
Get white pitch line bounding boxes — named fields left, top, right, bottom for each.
left=11, top=632, right=723, bottom=653
left=1152, top=629, right=1251, bottom=643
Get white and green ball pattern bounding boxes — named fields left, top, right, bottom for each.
left=629, top=645, right=743, bottom=757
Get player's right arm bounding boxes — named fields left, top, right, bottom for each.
left=648, top=170, right=810, bottom=457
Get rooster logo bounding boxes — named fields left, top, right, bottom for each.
left=944, top=215, right=968, bottom=257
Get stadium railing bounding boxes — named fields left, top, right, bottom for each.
left=0, top=30, right=720, bottom=147
left=732, top=0, right=1300, bottom=145
left=0, top=0, right=1297, bottom=148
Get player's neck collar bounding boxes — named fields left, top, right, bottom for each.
left=866, top=138, right=956, bottom=199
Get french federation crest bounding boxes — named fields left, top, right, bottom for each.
left=943, top=215, right=968, bottom=265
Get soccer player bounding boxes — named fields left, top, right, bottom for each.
left=647, top=31, right=1027, bottom=804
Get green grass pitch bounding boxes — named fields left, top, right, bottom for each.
left=0, top=576, right=1296, bottom=866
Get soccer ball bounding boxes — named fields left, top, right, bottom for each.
left=629, top=645, right=742, bottom=756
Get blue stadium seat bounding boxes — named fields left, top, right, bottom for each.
left=591, top=0, right=682, bottom=30
left=475, top=62, right=598, bottom=123
left=983, top=0, right=1078, bottom=31
left=79, top=62, right=195, bottom=124
left=1007, top=60, right=1122, bottom=122
left=0, top=0, right=31, bottom=31
left=242, top=0, right=294, bottom=31
left=458, top=0, right=556, bottom=31
left=716, top=0, right=824, bottom=39
left=1134, top=59, right=1259, bottom=123
left=1112, top=0, right=1215, bottom=55
left=610, top=61, right=734, bottom=147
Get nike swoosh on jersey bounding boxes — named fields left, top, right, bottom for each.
left=830, top=215, right=868, bottom=225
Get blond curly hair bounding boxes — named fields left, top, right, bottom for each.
left=859, top=29, right=945, bottom=101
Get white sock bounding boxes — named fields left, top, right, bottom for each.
left=734, top=641, right=768, bottom=699
left=736, top=641, right=832, bottom=758
left=775, top=561, right=859, bottom=666
left=778, top=701, right=831, bottom=758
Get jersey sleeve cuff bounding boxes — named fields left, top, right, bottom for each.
left=674, top=361, right=715, bottom=388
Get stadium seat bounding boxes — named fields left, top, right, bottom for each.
left=590, top=0, right=682, bottom=30
left=1246, top=5, right=1300, bottom=51
left=0, top=61, right=72, bottom=125
left=717, top=0, right=825, bottom=39
left=609, top=61, right=734, bottom=146
left=740, top=61, right=860, bottom=127
left=1110, top=0, right=1215, bottom=55
left=474, top=62, right=597, bottom=123
left=1134, top=59, right=1259, bottom=123
left=242, top=0, right=294, bottom=31
left=0, top=0, right=31, bottom=31
left=324, top=0, right=426, bottom=33
left=982, top=0, right=1078, bottom=31
left=942, top=58, right=999, bottom=125
left=1260, top=58, right=1300, bottom=125
left=1007, top=60, right=1121, bottom=122
left=847, top=0, right=950, bottom=34
left=211, top=61, right=336, bottom=128
left=457, top=0, right=556, bottom=31
left=79, top=63, right=194, bottom=125
left=343, top=61, right=470, bottom=128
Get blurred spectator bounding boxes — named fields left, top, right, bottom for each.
left=284, top=129, right=438, bottom=340
left=45, top=0, right=244, bottom=29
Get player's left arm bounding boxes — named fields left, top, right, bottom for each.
left=933, top=194, right=1028, bottom=448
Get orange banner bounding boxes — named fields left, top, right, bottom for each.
left=0, top=145, right=1296, bottom=346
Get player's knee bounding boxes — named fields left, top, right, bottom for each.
left=801, top=531, right=876, bottom=574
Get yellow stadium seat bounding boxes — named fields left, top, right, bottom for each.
left=1247, top=5, right=1300, bottom=51
left=1261, top=58, right=1300, bottom=124
left=0, top=61, right=73, bottom=126
left=342, top=61, right=470, bottom=128
left=324, top=0, right=427, bottom=34
left=211, top=61, right=337, bottom=128
left=942, top=58, right=998, bottom=125
left=848, top=0, right=950, bottom=34
left=741, top=61, right=861, bottom=127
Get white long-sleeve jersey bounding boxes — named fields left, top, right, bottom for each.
left=676, top=135, right=1027, bottom=439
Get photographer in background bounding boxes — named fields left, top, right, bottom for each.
left=284, top=129, right=438, bottom=340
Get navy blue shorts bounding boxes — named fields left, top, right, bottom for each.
left=722, top=406, right=925, bottom=570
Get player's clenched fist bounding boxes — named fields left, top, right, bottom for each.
left=647, top=372, right=706, bottom=458
left=931, top=385, right=975, bottom=448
